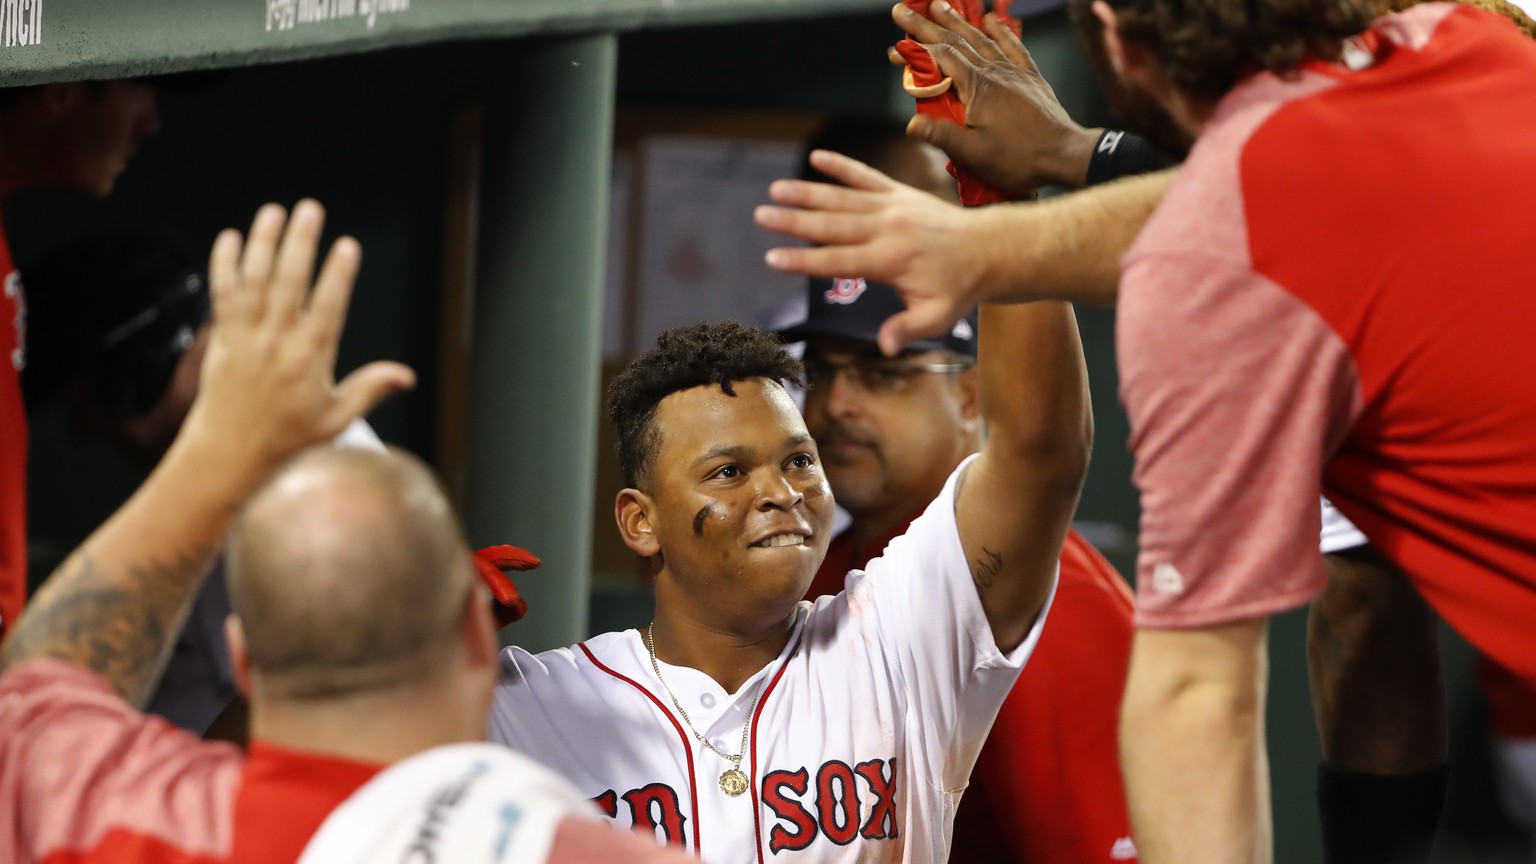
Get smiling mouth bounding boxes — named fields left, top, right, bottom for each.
left=752, top=533, right=808, bottom=548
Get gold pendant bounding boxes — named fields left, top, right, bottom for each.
left=719, top=768, right=749, bottom=797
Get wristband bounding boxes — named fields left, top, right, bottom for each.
left=1317, top=762, right=1447, bottom=864
left=1084, top=129, right=1177, bottom=187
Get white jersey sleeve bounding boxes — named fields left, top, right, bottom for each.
left=846, top=453, right=1055, bottom=791
left=1319, top=497, right=1369, bottom=554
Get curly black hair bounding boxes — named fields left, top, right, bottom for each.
left=607, top=321, right=802, bottom=489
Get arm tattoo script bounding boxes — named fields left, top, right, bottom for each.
left=0, top=545, right=215, bottom=707
left=971, top=546, right=1004, bottom=590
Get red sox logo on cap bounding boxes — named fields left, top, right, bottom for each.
left=824, top=277, right=867, bottom=306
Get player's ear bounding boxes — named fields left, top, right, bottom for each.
left=462, top=583, right=499, bottom=668
left=1092, top=0, right=1150, bottom=85
left=616, top=488, right=661, bottom=558
left=224, top=614, right=253, bottom=698
left=955, top=362, right=981, bottom=427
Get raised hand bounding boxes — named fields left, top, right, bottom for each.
left=184, top=200, right=415, bottom=478
left=893, top=2, right=1101, bottom=192
left=756, top=150, right=994, bottom=356
left=0, top=201, right=414, bottom=705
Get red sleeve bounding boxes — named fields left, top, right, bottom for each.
left=1118, top=252, right=1359, bottom=628
left=0, top=659, right=241, bottom=863
left=957, top=531, right=1140, bottom=862
left=0, top=250, right=27, bottom=644
left=547, top=818, right=697, bottom=863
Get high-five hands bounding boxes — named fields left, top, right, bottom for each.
left=182, top=200, right=415, bottom=479
left=893, top=1, right=1101, bottom=192
left=756, top=151, right=993, bottom=356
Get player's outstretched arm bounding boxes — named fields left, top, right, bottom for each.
left=756, top=152, right=1172, bottom=351
left=953, top=298, right=1090, bottom=652
left=1310, top=549, right=1446, bottom=864
left=0, top=201, right=414, bottom=706
left=1121, top=620, right=1272, bottom=864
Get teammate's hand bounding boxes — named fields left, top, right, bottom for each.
left=473, top=544, right=541, bottom=628
left=181, top=200, right=415, bottom=479
left=893, top=2, right=1101, bottom=191
left=756, top=151, right=991, bottom=356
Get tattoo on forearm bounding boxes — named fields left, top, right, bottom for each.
left=0, top=546, right=215, bottom=706
left=972, top=547, right=1004, bottom=589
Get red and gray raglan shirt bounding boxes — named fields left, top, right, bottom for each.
left=0, top=659, right=692, bottom=864
left=1120, top=3, right=1536, bottom=684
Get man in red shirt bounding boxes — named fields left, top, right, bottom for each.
left=781, top=120, right=1137, bottom=864
left=0, top=201, right=689, bottom=864
left=0, top=79, right=163, bottom=642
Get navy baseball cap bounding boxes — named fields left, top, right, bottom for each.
left=777, top=276, right=978, bottom=357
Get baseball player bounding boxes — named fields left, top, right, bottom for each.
left=492, top=300, right=1089, bottom=862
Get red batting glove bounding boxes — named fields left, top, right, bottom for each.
left=472, top=544, right=541, bottom=628
left=897, top=0, right=1022, bottom=206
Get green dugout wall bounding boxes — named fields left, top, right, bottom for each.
left=8, top=2, right=1519, bottom=861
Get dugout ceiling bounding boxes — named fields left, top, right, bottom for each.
left=0, top=0, right=927, bottom=86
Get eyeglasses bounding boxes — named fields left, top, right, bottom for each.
left=802, top=354, right=973, bottom=395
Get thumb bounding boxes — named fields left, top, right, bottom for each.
left=926, top=42, right=974, bottom=90
left=331, top=360, right=416, bottom=427
left=908, top=113, right=979, bottom=166
left=877, top=311, right=923, bottom=357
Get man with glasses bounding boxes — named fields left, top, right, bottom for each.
left=782, top=273, right=1138, bottom=864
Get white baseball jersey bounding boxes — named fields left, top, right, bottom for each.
left=490, top=458, right=1055, bottom=863
left=1319, top=497, right=1369, bottom=554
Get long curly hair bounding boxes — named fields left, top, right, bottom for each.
left=607, top=321, right=802, bottom=488
left=1071, top=0, right=1378, bottom=101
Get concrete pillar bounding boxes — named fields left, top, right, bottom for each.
left=466, top=33, right=616, bottom=651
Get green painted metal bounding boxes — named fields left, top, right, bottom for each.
left=465, top=33, right=615, bottom=652
left=0, top=0, right=896, bottom=86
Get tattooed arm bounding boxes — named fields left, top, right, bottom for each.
left=0, top=201, right=413, bottom=706
left=954, top=298, right=1091, bottom=652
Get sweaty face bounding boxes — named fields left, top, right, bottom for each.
left=52, top=81, right=161, bottom=196
left=801, top=337, right=977, bottom=524
left=644, top=378, right=835, bottom=624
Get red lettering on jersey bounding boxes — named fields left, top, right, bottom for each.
left=816, top=760, right=860, bottom=846
left=592, top=789, right=618, bottom=818
left=855, top=758, right=898, bottom=839
left=623, top=783, right=689, bottom=846
left=763, top=768, right=818, bottom=853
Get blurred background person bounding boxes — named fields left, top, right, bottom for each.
left=0, top=79, right=162, bottom=643
left=21, top=227, right=382, bottom=735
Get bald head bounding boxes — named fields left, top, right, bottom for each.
left=228, top=447, right=475, bottom=701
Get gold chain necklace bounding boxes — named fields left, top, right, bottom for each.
left=645, top=624, right=761, bottom=797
